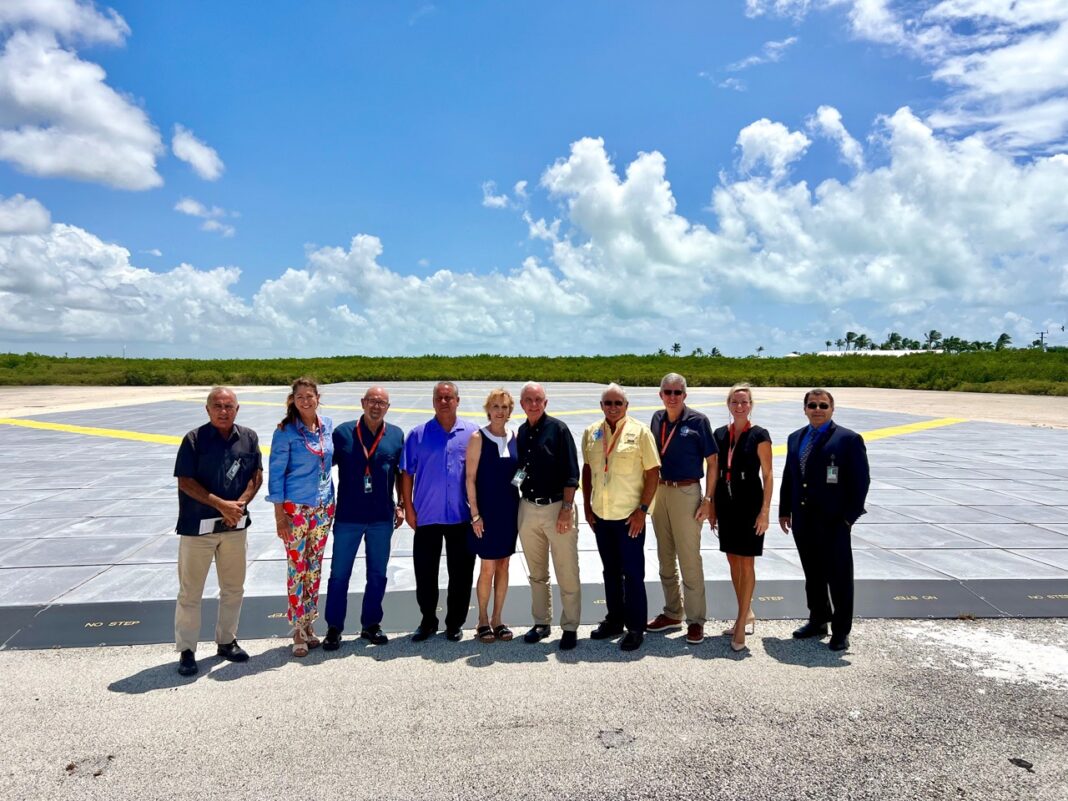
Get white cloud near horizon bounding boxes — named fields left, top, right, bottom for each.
left=172, top=124, right=224, bottom=181
left=1, top=114, right=1066, bottom=356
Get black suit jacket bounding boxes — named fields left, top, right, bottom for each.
left=779, top=420, right=870, bottom=527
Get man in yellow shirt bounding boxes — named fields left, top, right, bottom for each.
left=581, top=384, right=661, bottom=651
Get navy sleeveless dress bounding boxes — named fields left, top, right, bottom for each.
left=712, top=424, right=771, bottom=557
left=468, top=428, right=520, bottom=559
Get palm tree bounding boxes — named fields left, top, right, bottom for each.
left=671, top=342, right=681, bottom=357
left=755, top=345, right=765, bottom=358
left=924, top=329, right=942, bottom=350
left=656, top=348, right=668, bottom=356
left=835, top=338, right=845, bottom=351
left=883, top=331, right=903, bottom=350
left=854, top=334, right=871, bottom=350
left=691, top=347, right=705, bottom=357
left=825, top=340, right=833, bottom=351
left=995, top=332, right=1012, bottom=350
left=844, top=331, right=857, bottom=351
left=710, top=347, right=722, bottom=357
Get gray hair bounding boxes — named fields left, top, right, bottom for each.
left=660, top=373, right=687, bottom=391
left=601, top=383, right=628, bottom=402
left=520, top=381, right=545, bottom=400
left=206, top=386, right=237, bottom=405
left=433, top=381, right=459, bottom=398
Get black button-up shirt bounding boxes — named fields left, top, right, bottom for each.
left=174, top=422, right=262, bottom=536
left=516, top=413, right=580, bottom=500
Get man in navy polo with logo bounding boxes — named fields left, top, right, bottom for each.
left=323, top=386, right=405, bottom=650
left=174, top=386, right=263, bottom=676
left=647, top=373, right=718, bottom=644
left=779, top=388, right=870, bottom=652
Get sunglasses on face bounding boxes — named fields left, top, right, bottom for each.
left=807, top=402, right=831, bottom=410
left=602, top=400, right=626, bottom=407
left=661, top=389, right=684, bottom=396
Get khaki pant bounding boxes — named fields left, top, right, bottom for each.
left=518, top=500, right=581, bottom=631
left=175, top=529, right=247, bottom=653
left=651, top=484, right=706, bottom=624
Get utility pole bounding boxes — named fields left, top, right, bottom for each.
left=1034, top=325, right=1065, bottom=352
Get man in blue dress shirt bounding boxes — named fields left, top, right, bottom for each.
left=402, top=381, right=479, bottom=642
left=323, top=386, right=405, bottom=650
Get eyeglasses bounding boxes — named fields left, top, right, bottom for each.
left=602, top=400, right=626, bottom=407
left=661, top=389, right=684, bottom=396
left=364, top=399, right=389, bottom=407
left=806, top=402, right=831, bottom=410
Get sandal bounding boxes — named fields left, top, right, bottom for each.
left=493, top=625, right=514, bottom=642
left=476, top=625, right=496, bottom=643
left=291, top=628, right=309, bottom=658
left=303, top=624, right=321, bottom=649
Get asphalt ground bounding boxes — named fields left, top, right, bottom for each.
left=2, top=619, right=1066, bottom=801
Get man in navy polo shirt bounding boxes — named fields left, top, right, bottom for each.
left=174, top=386, right=263, bottom=676
left=647, top=373, right=718, bottom=644
left=323, top=386, right=405, bottom=650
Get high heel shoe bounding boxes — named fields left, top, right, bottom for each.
left=730, top=638, right=748, bottom=652
left=722, top=612, right=756, bottom=637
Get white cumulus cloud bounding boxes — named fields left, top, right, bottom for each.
left=481, top=180, right=510, bottom=208
left=808, top=105, right=865, bottom=169
left=172, top=124, right=224, bottom=181
left=0, top=193, right=51, bottom=234
left=737, top=119, right=812, bottom=179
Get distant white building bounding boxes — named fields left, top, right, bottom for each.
left=816, top=349, right=940, bottom=357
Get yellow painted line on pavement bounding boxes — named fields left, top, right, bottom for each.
left=0, top=413, right=967, bottom=457
left=0, top=417, right=272, bottom=455
left=769, top=417, right=967, bottom=456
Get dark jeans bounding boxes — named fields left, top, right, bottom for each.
left=413, top=523, right=475, bottom=631
left=325, top=520, right=394, bottom=631
left=793, top=517, right=854, bottom=637
left=593, top=515, right=648, bottom=633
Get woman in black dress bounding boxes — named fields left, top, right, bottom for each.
left=465, top=388, right=520, bottom=643
left=712, top=383, right=773, bottom=652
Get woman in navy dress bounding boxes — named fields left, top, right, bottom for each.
left=712, top=383, right=773, bottom=652
left=465, top=388, right=520, bottom=643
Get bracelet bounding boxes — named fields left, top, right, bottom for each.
left=703, top=496, right=713, bottom=503
left=471, top=514, right=482, bottom=524
left=561, top=502, right=574, bottom=511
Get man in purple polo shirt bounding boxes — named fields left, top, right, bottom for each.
left=401, top=381, right=479, bottom=642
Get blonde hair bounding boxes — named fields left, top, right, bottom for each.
left=483, top=388, right=514, bottom=418
left=727, top=382, right=754, bottom=406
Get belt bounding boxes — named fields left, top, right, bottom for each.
left=523, top=494, right=564, bottom=506
left=658, top=478, right=700, bottom=487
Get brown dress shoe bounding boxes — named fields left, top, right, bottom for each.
left=647, top=614, right=683, bottom=632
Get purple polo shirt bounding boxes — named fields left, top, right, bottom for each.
left=403, top=416, right=479, bottom=526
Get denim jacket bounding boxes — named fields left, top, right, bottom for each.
left=267, top=415, right=335, bottom=507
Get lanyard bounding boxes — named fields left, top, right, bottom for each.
left=602, top=420, right=625, bottom=473
left=659, top=418, right=681, bottom=456
left=299, top=416, right=326, bottom=474
left=726, top=421, right=750, bottom=483
left=355, top=418, right=387, bottom=477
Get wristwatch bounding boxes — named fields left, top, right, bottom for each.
left=639, top=503, right=649, bottom=513
left=561, top=501, right=574, bottom=511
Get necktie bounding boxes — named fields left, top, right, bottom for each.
left=799, top=430, right=816, bottom=476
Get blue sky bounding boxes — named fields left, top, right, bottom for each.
left=1, top=0, right=1066, bottom=357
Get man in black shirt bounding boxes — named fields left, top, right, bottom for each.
left=516, top=382, right=582, bottom=650
left=173, top=386, right=263, bottom=676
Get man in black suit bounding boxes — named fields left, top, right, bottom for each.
left=779, top=389, right=870, bottom=652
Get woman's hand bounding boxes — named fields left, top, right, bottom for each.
left=274, top=501, right=293, bottom=540
left=755, top=510, right=770, bottom=536
left=471, top=515, right=485, bottom=539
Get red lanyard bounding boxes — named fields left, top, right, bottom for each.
left=602, top=421, right=625, bottom=473
left=659, top=419, right=681, bottom=456
left=299, top=416, right=326, bottom=473
left=726, top=421, right=750, bottom=482
left=355, top=418, right=386, bottom=477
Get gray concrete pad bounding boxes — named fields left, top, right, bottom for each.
left=0, top=382, right=1066, bottom=650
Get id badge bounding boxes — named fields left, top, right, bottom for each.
left=826, top=465, right=839, bottom=484
left=364, top=474, right=373, bottom=494
left=225, top=460, right=240, bottom=482
left=511, top=468, right=527, bottom=488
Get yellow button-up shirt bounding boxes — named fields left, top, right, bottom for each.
left=582, top=416, right=661, bottom=520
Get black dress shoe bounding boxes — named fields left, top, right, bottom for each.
left=559, top=630, right=578, bottom=651
left=360, top=625, right=389, bottom=645
left=445, top=628, right=462, bottom=642
left=411, top=625, right=437, bottom=642
left=523, top=624, right=551, bottom=643
left=620, top=631, right=644, bottom=652
left=793, top=621, right=830, bottom=639
left=177, top=649, right=198, bottom=676
left=590, top=621, right=625, bottom=640
left=323, top=626, right=342, bottom=651
left=216, top=640, right=249, bottom=662
left=828, top=635, right=850, bottom=652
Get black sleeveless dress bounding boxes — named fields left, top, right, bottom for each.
left=467, top=428, right=520, bottom=559
left=712, top=424, right=771, bottom=557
